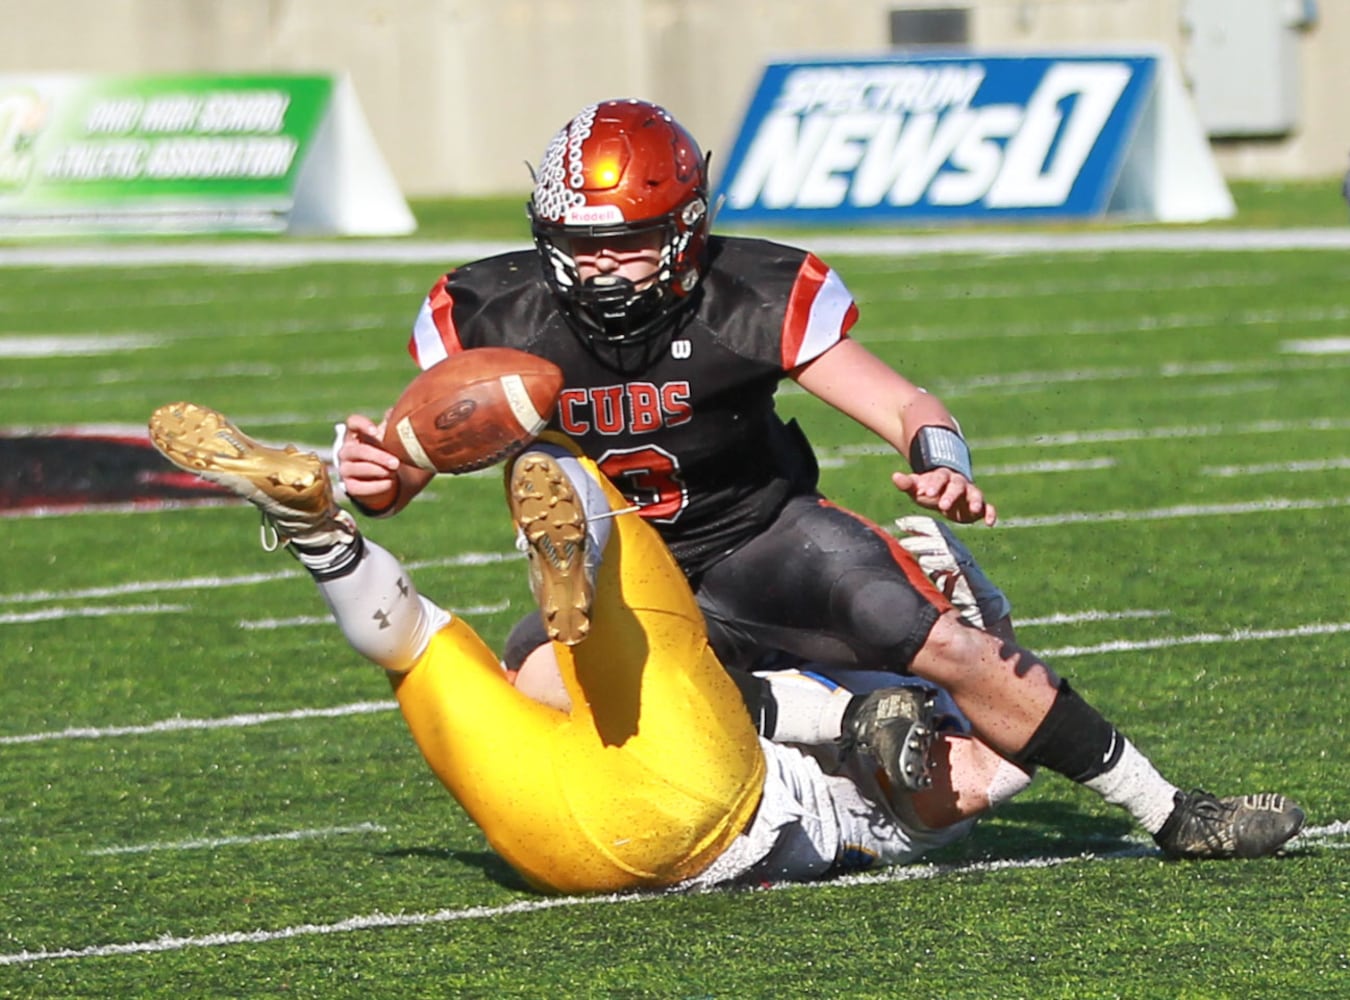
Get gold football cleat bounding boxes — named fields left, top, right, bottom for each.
left=508, top=450, right=593, bottom=645
left=148, top=402, right=354, bottom=552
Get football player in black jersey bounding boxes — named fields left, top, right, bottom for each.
left=336, top=99, right=1302, bottom=860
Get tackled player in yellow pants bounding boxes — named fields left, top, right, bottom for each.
left=394, top=435, right=764, bottom=892
left=148, top=405, right=1023, bottom=895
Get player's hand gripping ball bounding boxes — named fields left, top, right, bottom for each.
left=383, top=347, right=564, bottom=474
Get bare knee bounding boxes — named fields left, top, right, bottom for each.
left=513, top=643, right=573, bottom=711
left=911, top=611, right=1058, bottom=694
left=910, top=613, right=992, bottom=686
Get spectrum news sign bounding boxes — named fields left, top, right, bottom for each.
left=715, top=53, right=1223, bottom=225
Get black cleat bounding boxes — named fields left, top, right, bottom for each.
left=841, top=686, right=938, bottom=792
left=1154, top=789, right=1305, bottom=860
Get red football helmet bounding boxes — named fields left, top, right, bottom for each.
left=529, top=99, right=711, bottom=346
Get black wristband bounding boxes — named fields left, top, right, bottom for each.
left=908, top=425, right=974, bottom=481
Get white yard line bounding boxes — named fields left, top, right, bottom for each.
left=0, top=350, right=396, bottom=386
left=979, top=457, right=1116, bottom=476
left=88, top=823, right=387, bottom=856
left=817, top=416, right=1350, bottom=457
left=868, top=304, right=1350, bottom=345
left=3, top=822, right=1344, bottom=967
left=0, top=701, right=397, bottom=746
left=860, top=268, right=1285, bottom=304
left=0, top=553, right=515, bottom=606
left=1283, top=337, right=1350, bottom=355
left=1039, top=621, right=1350, bottom=657
left=997, top=495, right=1350, bottom=528
left=0, top=603, right=187, bottom=624
left=1016, top=609, right=1170, bottom=627
left=1202, top=457, right=1350, bottom=477
left=0, top=333, right=162, bottom=358
left=6, top=330, right=1346, bottom=403
left=4, top=617, right=1345, bottom=747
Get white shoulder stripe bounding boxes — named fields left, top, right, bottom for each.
left=797, top=268, right=853, bottom=365
left=410, top=298, right=449, bottom=370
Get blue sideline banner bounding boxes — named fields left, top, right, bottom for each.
left=715, top=52, right=1233, bottom=225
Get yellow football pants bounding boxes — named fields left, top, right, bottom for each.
left=389, top=450, right=766, bottom=894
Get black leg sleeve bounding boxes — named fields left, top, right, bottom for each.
left=1010, top=680, right=1125, bottom=783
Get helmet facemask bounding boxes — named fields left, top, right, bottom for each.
left=531, top=205, right=706, bottom=345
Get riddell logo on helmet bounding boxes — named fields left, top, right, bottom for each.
left=564, top=204, right=625, bottom=225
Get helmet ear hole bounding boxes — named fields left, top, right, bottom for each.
left=530, top=99, right=710, bottom=346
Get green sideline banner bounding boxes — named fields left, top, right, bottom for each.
left=0, top=74, right=414, bottom=236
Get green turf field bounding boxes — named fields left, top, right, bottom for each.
left=1, top=196, right=1347, bottom=997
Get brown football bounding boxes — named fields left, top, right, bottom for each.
left=383, top=348, right=564, bottom=474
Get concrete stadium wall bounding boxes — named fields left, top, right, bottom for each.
left=2, top=0, right=1346, bottom=197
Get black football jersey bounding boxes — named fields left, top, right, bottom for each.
left=407, top=235, right=860, bottom=574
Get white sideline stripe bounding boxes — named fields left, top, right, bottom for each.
left=4, top=228, right=1350, bottom=271
left=0, top=701, right=397, bottom=746
left=1040, top=621, right=1350, bottom=658
left=1017, top=609, right=1170, bottom=627
left=0, top=603, right=186, bottom=625
left=88, top=823, right=387, bottom=857
left=4, top=822, right=1345, bottom=968
left=238, top=599, right=513, bottom=630
left=1202, top=457, right=1350, bottom=477
left=998, top=495, right=1350, bottom=528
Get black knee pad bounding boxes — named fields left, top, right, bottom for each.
left=828, top=565, right=943, bottom=667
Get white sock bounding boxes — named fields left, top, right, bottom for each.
left=986, top=759, right=1036, bottom=810
left=1084, top=739, right=1180, bottom=834
left=313, top=539, right=450, bottom=673
left=756, top=669, right=855, bottom=744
